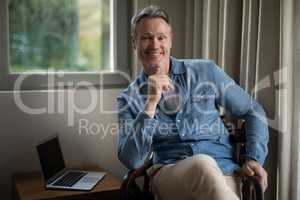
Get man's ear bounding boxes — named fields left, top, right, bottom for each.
left=170, top=32, right=173, bottom=48
left=132, top=36, right=136, bottom=49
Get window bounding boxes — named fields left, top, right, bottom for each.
left=9, top=0, right=112, bottom=72
left=0, top=0, right=131, bottom=90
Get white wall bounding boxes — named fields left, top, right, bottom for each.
left=0, top=89, right=127, bottom=199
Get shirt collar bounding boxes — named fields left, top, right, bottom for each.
left=140, top=57, right=185, bottom=81
left=170, top=57, right=185, bottom=75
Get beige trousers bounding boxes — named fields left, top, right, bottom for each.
left=147, top=154, right=241, bottom=200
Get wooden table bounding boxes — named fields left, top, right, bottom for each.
left=13, top=167, right=121, bottom=200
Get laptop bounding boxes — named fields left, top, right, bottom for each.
left=36, top=135, right=106, bottom=191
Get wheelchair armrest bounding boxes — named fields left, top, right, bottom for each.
left=121, top=158, right=154, bottom=200
left=242, top=175, right=264, bottom=200
left=122, top=159, right=153, bottom=184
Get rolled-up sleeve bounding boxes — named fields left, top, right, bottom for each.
left=117, top=96, right=158, bottom=169
left=210, top=62, right=269, bottom=165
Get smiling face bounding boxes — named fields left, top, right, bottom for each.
left=133, top=17, right=173, bottom=76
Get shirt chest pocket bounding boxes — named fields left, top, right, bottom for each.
left=189, top=88, right=217, bottom=114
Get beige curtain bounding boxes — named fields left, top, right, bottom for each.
left=278, top=0, right=300, bottom=199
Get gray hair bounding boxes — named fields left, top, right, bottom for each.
left=131, top=5, right=171, bottom=37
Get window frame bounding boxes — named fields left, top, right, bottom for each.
left=0, top=0, right=132, bottom=90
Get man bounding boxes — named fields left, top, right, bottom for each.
left=117, top=5, right=268, bottom=200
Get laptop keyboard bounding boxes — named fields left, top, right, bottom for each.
left=53, top=171, right=87, bottom=187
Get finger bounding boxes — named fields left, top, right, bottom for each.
left=161, top=80, right=174, bottom=91
left=249, top=166, right=268, bottom=191
left=250, top=165, right=262, bottom=176
left=163, top=84, right=174, bottom=92
left=167, top=76, right=173, bottom=85
left=260, top=170, right=268, bottom=191
left=259, top=176, right=267, bottom=192
left=162, top=84, right=171, bottom=92
left=245, top=161, right=262, bottom=175
left=243, top=164, right=255, bottom=176
left=148, top=78, right=169, bottom=89
left=263, top=179, right=268, bottom=192
left=149, top=75, right=174, bottom=93
left=244, top=161, right=268, bottom=191
left=251, top=165, right=265, bottom=179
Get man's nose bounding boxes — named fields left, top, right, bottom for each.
left=149, top=37, right=159, bottom=48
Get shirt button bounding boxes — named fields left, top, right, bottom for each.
left=177, top=119, right=181, bottom=123
left=181, top=133, right=185, bottom=137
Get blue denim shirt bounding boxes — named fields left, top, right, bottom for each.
left=117, top=57, right=269, bottom=175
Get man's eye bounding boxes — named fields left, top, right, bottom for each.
left=158, top=36, right=166, bottom=41
left=141, top=36, right=150, bottom=40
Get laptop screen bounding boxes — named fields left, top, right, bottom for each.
left=36, top=136, right=65, bottom=181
